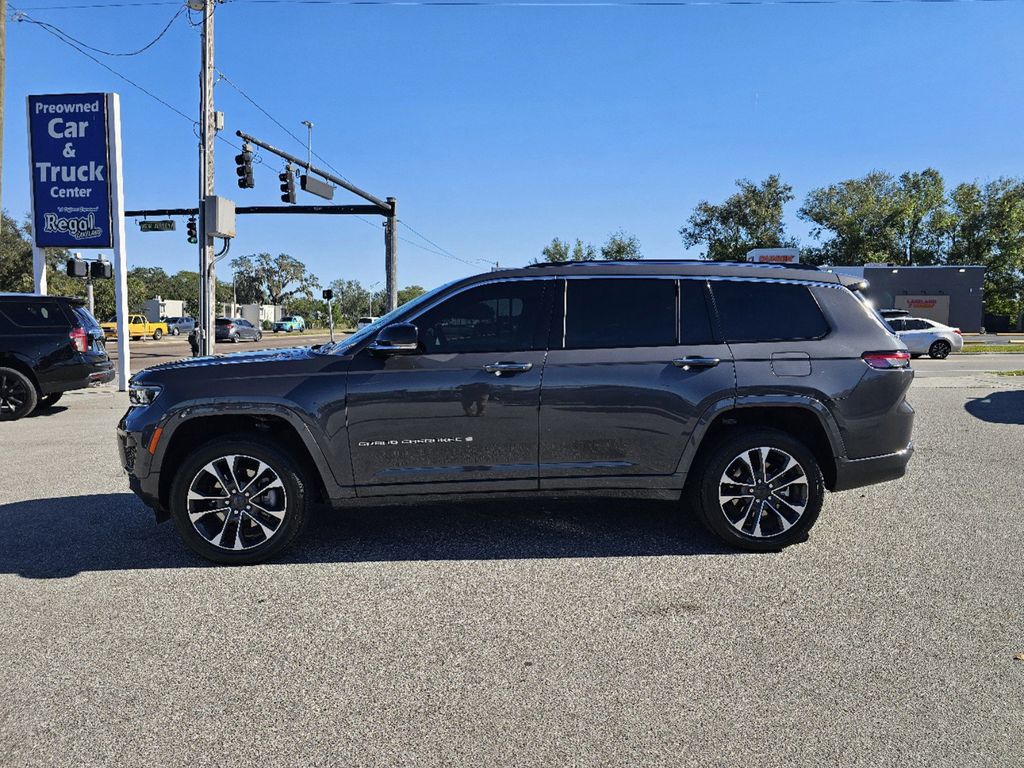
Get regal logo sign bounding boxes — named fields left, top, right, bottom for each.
left=28, top=93, right=113, bottom=248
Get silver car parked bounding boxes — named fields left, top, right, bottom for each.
left=887, top=316, right=963, bottom=359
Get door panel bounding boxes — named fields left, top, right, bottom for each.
left=345, top=278, right=551, bottom=495
left=539, top=344, right=735, bottom=487
left=539, top=278, right=735, bottom=489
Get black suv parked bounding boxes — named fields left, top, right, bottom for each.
left=119, top=261, right=914, bottom=564
left=1, top=293, right=115, bottom=420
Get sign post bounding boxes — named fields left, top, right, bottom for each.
left=27, top=92, right=129, bottom=389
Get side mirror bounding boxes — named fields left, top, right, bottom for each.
left=368, top=323, right=419, bottom=355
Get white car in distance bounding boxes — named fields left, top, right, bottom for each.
left=887, top=316, right=964, bottom=359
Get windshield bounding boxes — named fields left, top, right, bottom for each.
left=317, top=279, right=460, bottom=356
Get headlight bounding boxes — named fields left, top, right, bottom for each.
left=129, top=384, right=162, bottom=406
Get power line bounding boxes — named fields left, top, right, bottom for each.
left=13, top=4, right=185, bottom=54
left=223, top=0, right=1016, bottom=6
left=10, top=2, right=179, bottom=9
left=12, top=6, right=195, bottom=120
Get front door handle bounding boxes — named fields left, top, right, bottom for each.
left=483, top=361, right=534, bottom=376
left=672, top=356, right=720, bottom=371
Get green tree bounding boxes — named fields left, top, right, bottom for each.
left=230, top=253, right=319, bottom=306
left=601, top=229, right=642, bottom=260
left=398, top=285, right=426, bottom=305
left=680, top=175, right=794, bottom=261
left=894, top=169, right=947, bottom=266
left=536, top=237, right=597, bottom=264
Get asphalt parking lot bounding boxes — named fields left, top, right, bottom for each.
left=0, top=366, right=1022, bottom=766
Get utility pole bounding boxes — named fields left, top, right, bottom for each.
left=192, top=0, right=217, bottom=355
left=385, top=197, right=397, bottom=312
left=1, top=0, right=7, bottom=225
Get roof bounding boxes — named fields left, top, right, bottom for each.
left=0, top=292, right=85, bottom=305
left=491, top=259, right=839, bottom=285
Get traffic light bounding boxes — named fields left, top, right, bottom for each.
left=186, top=216, right=198, bottom=244
left=90, top=259, right=113, bottom=279
left=279, top=166, right=296, bottom=204
left=66, top=257, right=88, bottom=278
left=322, top=289, right=334, bottom=301
left=235, top=145, right=255, bottom=189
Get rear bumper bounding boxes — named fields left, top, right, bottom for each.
left=832, top=442, right=914, bottom=492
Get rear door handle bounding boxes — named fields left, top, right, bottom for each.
left=483, top=361, right=534, bottom=376
left=672, top=356, right=720, bottom=371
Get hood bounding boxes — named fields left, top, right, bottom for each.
left=135, top=345, right=320, bottom=379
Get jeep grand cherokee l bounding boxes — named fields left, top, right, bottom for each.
left=118, top=260, right=914, bottom=564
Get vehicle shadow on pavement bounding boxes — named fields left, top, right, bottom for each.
left=964, top=390, right=1024, bottom=425
left=0, top=493, right=734, bottom=578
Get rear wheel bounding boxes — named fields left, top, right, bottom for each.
left=0, top=367, right=38, bottom=421
left=689, top=428, right=824, bottom=552
left=152, top=328, right=163, bottom=340
left=36, top=392, right=63, bottom=410
left=169, top=437, right=309, bottom=565
left=929, top=340, right=951, bottom=359
left=171, top=327, right=180, bottom=336
left=255, top=332, right=263, bottom=342
left=231, top=333, right=240, bottom=343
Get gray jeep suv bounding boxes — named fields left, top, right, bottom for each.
left=118, top=260, right=914, bottom=564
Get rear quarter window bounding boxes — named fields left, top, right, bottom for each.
left=0, top=300, right=69, bottom=328
left=711, top=281, right=829, bottom=343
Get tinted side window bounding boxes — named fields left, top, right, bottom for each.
left=564, top=279, right=676, bottom=349
left=888, top=319, right=907, bottom=331
left=680, top=280, right=716, bottom=345
left=905, top=319, right=931, bottom=331
left=414, top=280, right=545, bottom=353
left=0, top=301, right=67, bottom=328
left=712, top=281, right=829, bottom=342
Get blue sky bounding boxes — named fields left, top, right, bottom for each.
left=4, top=0, right=1024, bottom=291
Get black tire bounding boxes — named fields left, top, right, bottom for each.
left=273, top=329, right=279, bottom=333
left=171, top=327, right=180, bottom=336
left=255, top=332, right=263, bottom=342
left=152, top=328, right=164, bottom=340
left=168, top=436, right=309, bottom=565
left=929, top=340, right=951, bottom=359
left=0, top=367, right=39, bottom=421
left=36, top=392, right=64, bottom=410
left=231, top=333, right=240, bottom=343
left=688, top=428, right=824, bottom=552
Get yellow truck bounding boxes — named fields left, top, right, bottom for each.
left=100, top=314, right=169, bottom=341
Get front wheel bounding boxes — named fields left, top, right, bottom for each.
left=168, top=437, right=309, bottom=565
left=929, top=340, right=951, bottom=359
left=689, top=428, right=824, bottom=552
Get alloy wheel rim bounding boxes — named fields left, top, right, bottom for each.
left=186, top=454, right=288, bottom=551
left=718, top=447, right=809, bottom=538
left=0, top=375, right=29, bottom=414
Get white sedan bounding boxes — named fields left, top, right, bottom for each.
left=887, top=316, right=964, bottom=359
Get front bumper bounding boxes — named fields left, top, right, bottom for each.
left=833, top=442, right=914, bottom=492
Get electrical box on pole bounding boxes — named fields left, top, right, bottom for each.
left=204, top=195, right=236, bottom=238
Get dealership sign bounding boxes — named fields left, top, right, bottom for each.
left=27, top=93, right=113, bottom=248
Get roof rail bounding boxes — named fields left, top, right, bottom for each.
left=524, top=259, right=818, bottom=270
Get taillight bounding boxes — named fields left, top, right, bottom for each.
left=862, top=351, right=910, bottom=369
left=953, top=328, right=962, bottom=335
left=69, top=326, right=89, bottom=353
